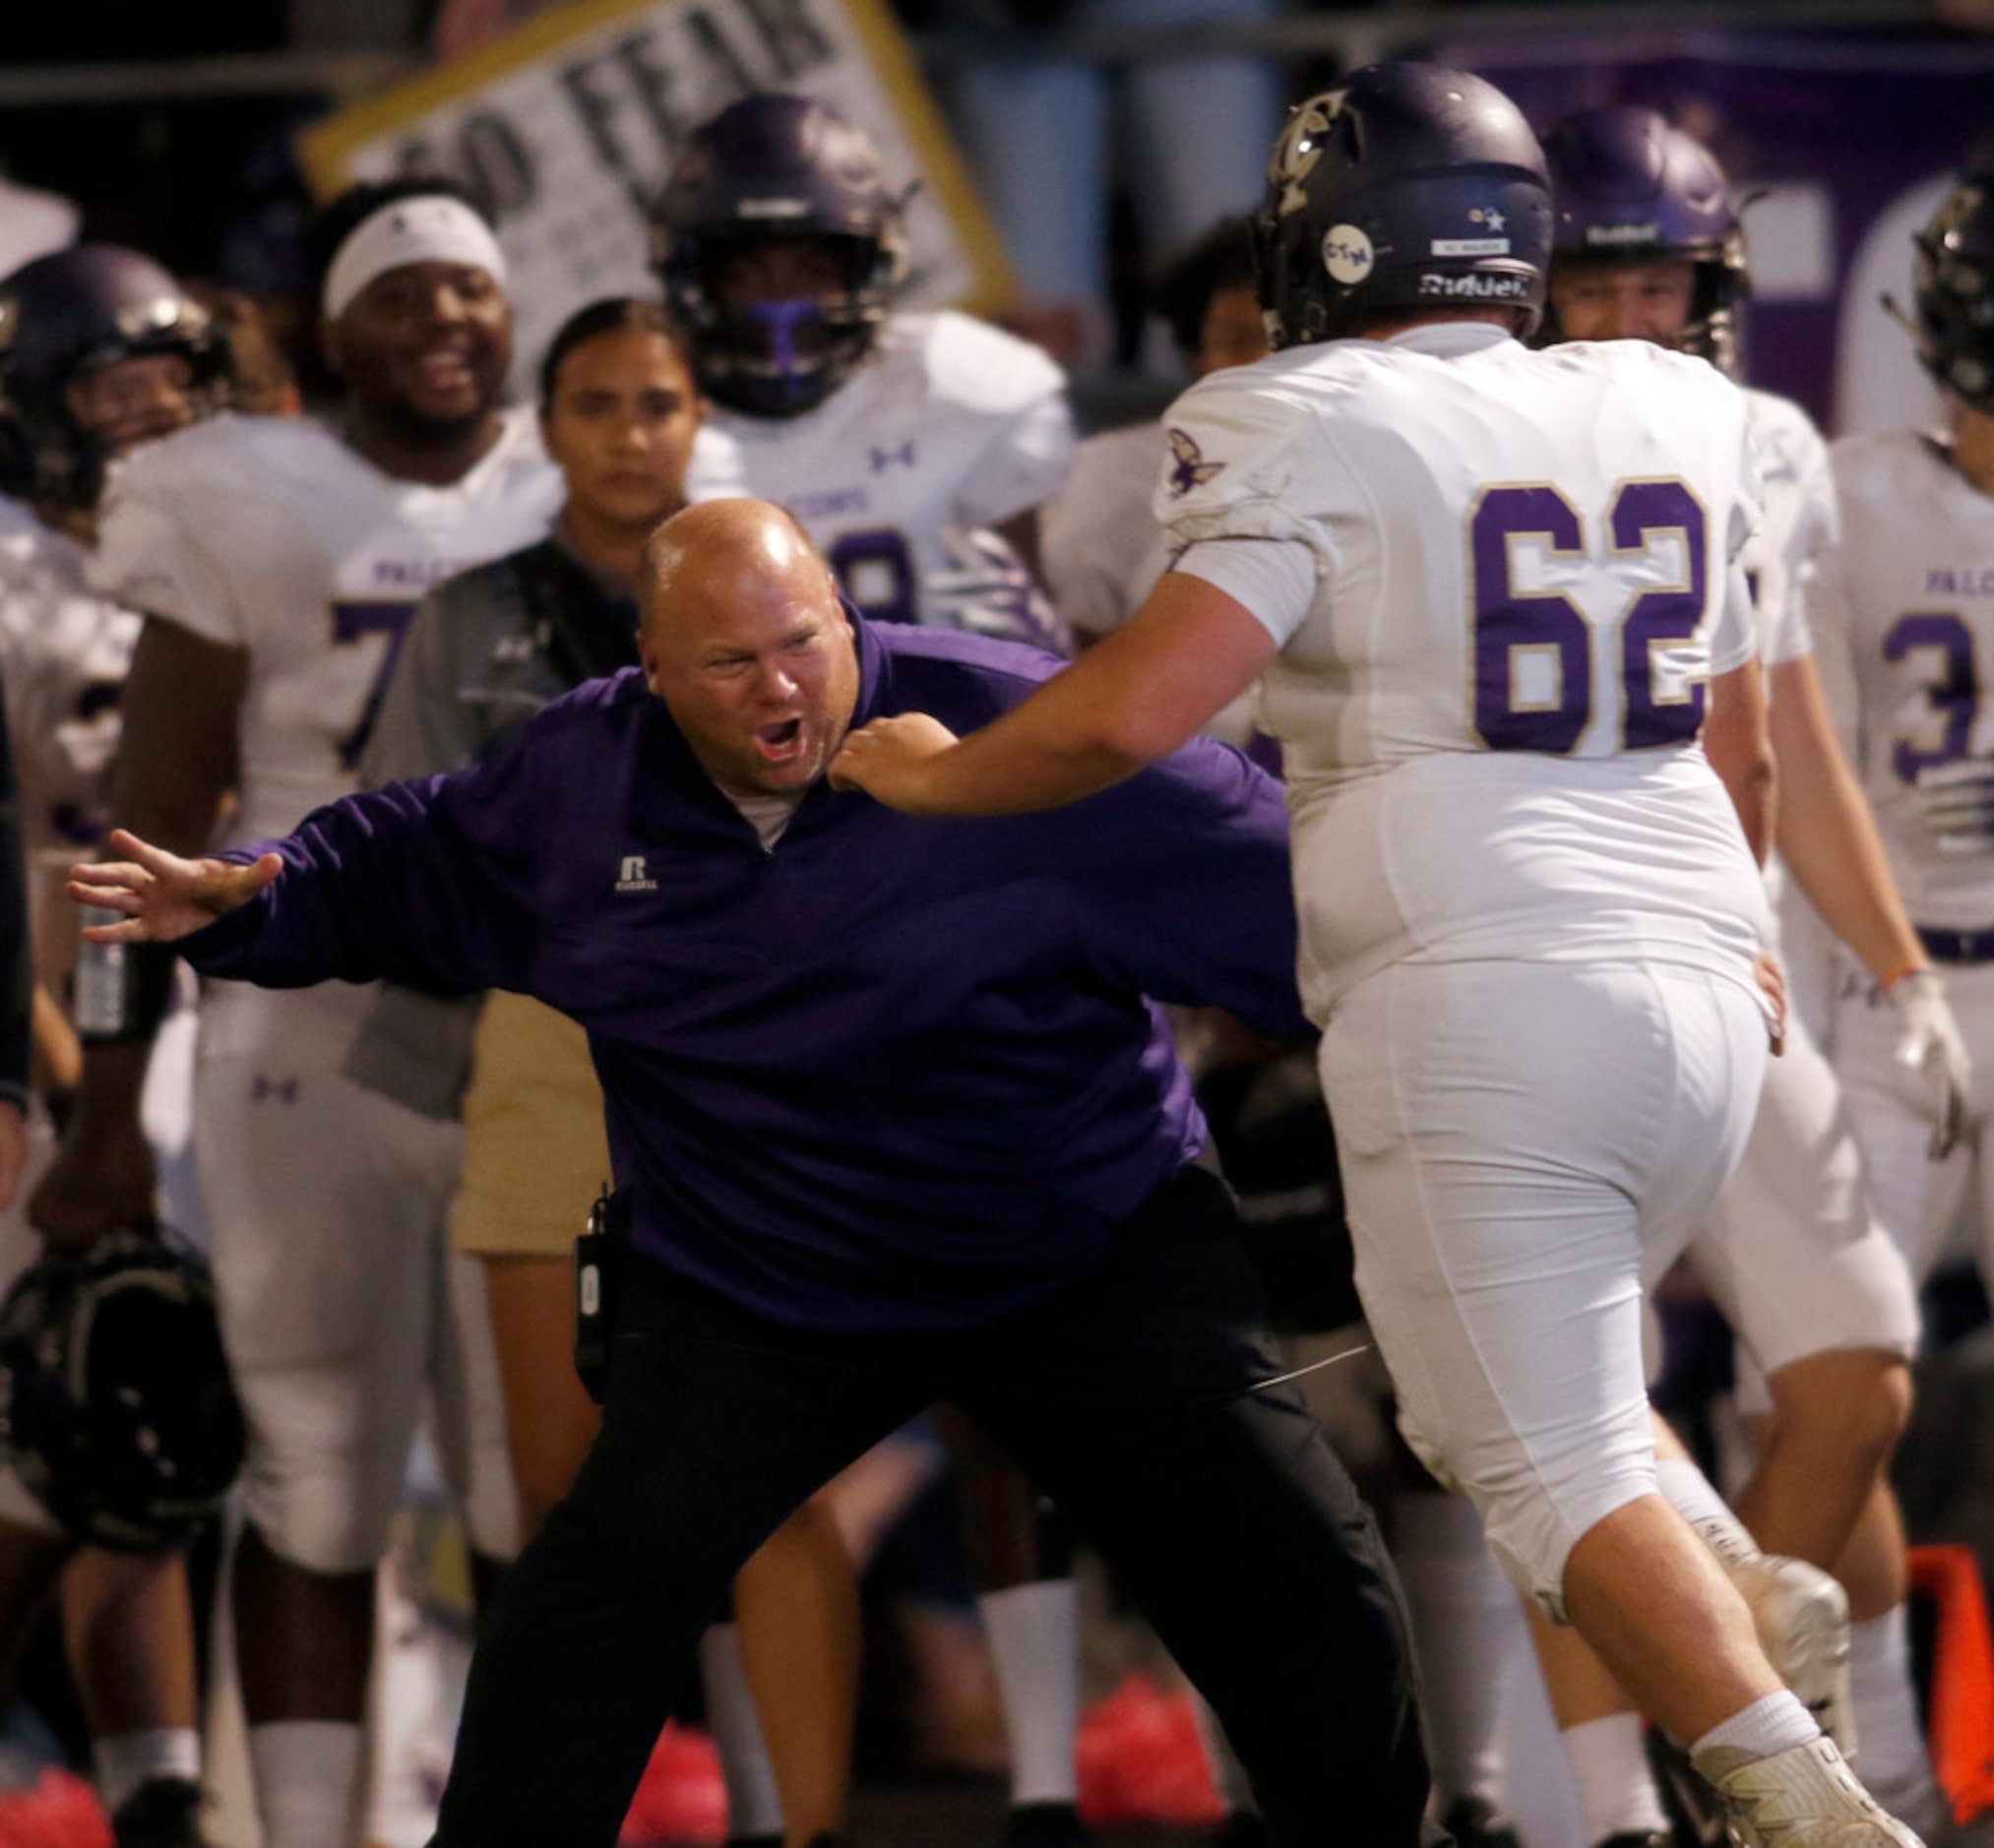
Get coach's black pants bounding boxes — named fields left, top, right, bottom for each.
left=433, top=1167, right=1433, bottom=1848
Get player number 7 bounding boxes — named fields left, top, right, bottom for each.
left=330, top=599, right=416, bottom=770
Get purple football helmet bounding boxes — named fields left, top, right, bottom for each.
left=0, top=243, right=228, bottom=508
left=1912, top=167, right=1994, bottom=413
left=1540, top=105, right=1749, bottom=375
left=1253, top=62, right=1552, bottom=350
left=652, top=93, right=909, bottom=419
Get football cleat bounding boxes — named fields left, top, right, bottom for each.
left=1698, top=1736, right=1924, bottom=1848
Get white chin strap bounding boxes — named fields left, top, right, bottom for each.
left=322, top=195, right=508, bottom=322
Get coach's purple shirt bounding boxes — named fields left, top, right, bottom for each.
left=180, top=615, right=1306, bottom=1332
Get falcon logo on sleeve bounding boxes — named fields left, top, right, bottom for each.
left=1166, top=428, right=1225, bottom=499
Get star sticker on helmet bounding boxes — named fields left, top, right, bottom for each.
left=1484, top=208, right=1507, bottom=232
left=1166, top=427, right=1225, bottom=498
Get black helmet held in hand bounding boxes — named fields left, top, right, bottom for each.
left=0, top=1226, right=245, bottom=1552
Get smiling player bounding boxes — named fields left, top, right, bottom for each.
left=30, top=179, right=559, bottom=1848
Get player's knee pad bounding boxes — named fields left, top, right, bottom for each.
left=1400, top=1401, right=1658, bottom=1620
left=237, top=1439, right=408, bottom=1575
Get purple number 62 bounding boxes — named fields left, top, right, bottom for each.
left=1470, top=479, right=1709, bottom=755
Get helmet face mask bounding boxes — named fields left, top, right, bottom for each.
left=1539, top=106, right=1750, bottom=377
left=0, top=245, right=230, bottom=510
left=1913, top=176, right=1994, bottom=415
left=653, top=95, right=908, bottom=419
left=1252, top=63, right=1553, bottom=351
left=0, top=1228, right=245, bottom=1553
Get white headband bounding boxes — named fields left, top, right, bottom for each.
left=322, top=195, right=509, bottom=322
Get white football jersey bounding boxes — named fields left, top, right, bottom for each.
left=1809, top=429, right=1994, bottom=930
left=93, top=409, right=559, bottom=848
left=1041, top=421, right=1171, bottom=641
left=91, top=409, right=559, bottom=1057
left=1040, top=418, right=1259, bottom=746
left=1742, top=386, right=1837, bottom=673
left=0, top=496, right=141, bottom=993
left=1159, top=324, right=1769, bottom=1016
left=687, top=310, right=1075, bottom=649
left=1740, top=386, right=1839, bottom=941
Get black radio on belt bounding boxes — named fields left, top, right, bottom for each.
left=574, top=1185, right=630, bottom=1405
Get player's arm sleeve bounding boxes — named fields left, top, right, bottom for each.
left=1773, top=419, right=1841, bottom=666
left=0, top=679, right=35, bottom=1108
left=944, top=324, right=1079, bottom=527
left=1155, top=381, right=1334, bottom=649
left=175, top=770, right=532, bottom=998
left=1039, top=435, right=1154, bottom=641
left=1073, top=742, right=1311, bottom=1044
left=1709, top=402, right=1768, bottom=676
left=1800, top=536, right=1864, bottom=768
left=90, top=465, right=251, bottom=647
left=1709, top=561, right=1758, bottom=678
left=361, top=580, right=477, bottom=785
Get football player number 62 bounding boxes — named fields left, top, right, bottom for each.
left=1470, top=479, right=1709, bottom=754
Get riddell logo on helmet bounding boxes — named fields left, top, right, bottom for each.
left=1418, top=273, right=1530, bottom=299
left=1585, top=222, right=1661, bottom=246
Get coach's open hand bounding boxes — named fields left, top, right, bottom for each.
left=830, top=711, right=962, bottom=810
left=69, top=829, right=284, bottom=944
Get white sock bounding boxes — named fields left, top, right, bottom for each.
left=1691, top=1690, right=1821, bottom=1765
left=94, top=1728, right=201, bottom=1815
left=1562, top=1712, right=1671, bottom=1844
left=1394, top=1491, right=1514, bottom=1808
left=247, top=1720, right=364, bottom=1848
left=1850, top=1606, right=1941, bottom=1805
left=699, top=1623, right=784, bottom=1840
left=1654, top=1457, right=1760, bottom=1569
left=979, top=1580, right=1080, bottom=1807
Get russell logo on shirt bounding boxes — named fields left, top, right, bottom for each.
left=615, top=855, right=658, bottom=893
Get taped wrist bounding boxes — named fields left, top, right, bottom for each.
left=74, top=924, right=175, bottom=1046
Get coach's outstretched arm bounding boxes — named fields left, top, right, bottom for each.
left=71, top=830, right=283, bottom=944
left=833, top=572, right=1277, bottom=815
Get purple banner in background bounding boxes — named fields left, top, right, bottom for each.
left=1437, top=31, right=1994, bottom=435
